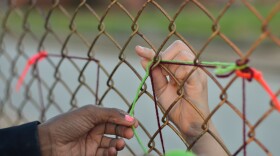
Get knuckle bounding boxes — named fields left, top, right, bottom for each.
left=175, top=71, right=185, bottom=80
left=115, top=108, right=127, bottom=115
left=178, top=50, right=195, bottom=61
left=176, top=67, right=190, bottom=80
left=198, top=70, right=208, bottom=85
left=110, top=117, right=118, bottom=123
left=173, top=40, right=184, bottom=46
left=173, top=40, right=187, bottom=49
left=109, top=108, right=126, bottom=118
left=186, top=50, right=195, bottom=59
left=116, top=126, right=124, bottom=136
left=109, top=108, right=121, bottom=114
left=82, top=105, right=95, bottom=112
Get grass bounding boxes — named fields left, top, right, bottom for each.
left=1, top=4, right=279, bottom=40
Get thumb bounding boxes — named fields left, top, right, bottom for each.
left=135, top=46, right=168, bottom=96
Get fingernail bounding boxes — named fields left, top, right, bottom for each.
left=125, top=115, right=134, bottom=122
left=136, top=45, right=144, bottom=52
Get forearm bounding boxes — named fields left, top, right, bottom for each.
left=189, top=133, right=227, bottom=156
left=38, top=123, right=53, bottom=156
left=184, top=123, right=228, bottom=156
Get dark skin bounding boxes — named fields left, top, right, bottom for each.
left=38, top=105, right=138, bottom=156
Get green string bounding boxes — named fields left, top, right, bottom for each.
left=129, top=61, right=152, bottom=154
left=129, top=59, right=246, bottom=154
left=215, top=64, right=247, bottom=75
left=160, top=60, right=248, bottom=75
left=160, top=60, right=235, bottom=67
left=165, top=150, right=196, bottom=156
left=130, top=61, right=153, bottom=116
left=132, top=126, right=148, bottom=153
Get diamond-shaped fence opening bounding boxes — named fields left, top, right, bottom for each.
left=0, top=0, right=280, bottom=156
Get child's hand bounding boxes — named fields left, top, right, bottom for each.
left=136, top=40, right=227, bottom=155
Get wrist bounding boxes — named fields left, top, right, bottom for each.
left=38, top=123, right=53, bottom=156
left=183, top=120, right=228, bottom=155
left=189, top=132, right=227, bottom=156
left=183, top=120, right=216, bottom=143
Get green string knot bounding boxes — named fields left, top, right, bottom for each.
left=215, top=64, right=248, bottom=75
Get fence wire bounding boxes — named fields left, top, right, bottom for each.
left=0, top=0, right=280, bottom=155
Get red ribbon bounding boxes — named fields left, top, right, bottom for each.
left=16, top=51, right=48, bottom=91
left=236, top=68, right=280, bottom=111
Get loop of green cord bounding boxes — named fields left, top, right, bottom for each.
left=129, top=61, right=152, bottom=154
left=129, top=59, right=245, bottom=155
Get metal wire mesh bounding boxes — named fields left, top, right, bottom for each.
left=0, top=0, right=280, bottom=155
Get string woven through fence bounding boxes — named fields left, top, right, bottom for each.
left=0, top=0, right=280, bottom=155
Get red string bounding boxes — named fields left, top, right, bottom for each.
left=235, top=68, right=280, bottom=112
left=150, top=67, right=166, bottom=154
left=16, top=51, right=48, bottom=91
left=18, top=52, right=279, bottom=113
left=242, top=78, right=247, bottom=156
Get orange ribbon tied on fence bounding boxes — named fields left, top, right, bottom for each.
left=235, top=67, right=280, bottom=112
left=16, top=51, right=48, bottom=91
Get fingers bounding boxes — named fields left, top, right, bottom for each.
left=92, top=123, right=136, bottom=139
left=136, top=40, right=190, bottom=61
left=135, top=45, right=156, bottom=70
left=100, top=136, right=126, bottom=151
left=135, top=40, right=196, bottom=90
left=96, top=147, right=117, bottom=156
left=95, top=137, right=126, bottom=156
left=89, top=125, right=131, bottom=155
left=161, top=41, right=195, bottom=81
left=171, top=50, right=196, bottom=83
left=81, top=105, right=137, bottom=127
left=161, top=40, right=193, bottom=60
left=135, top=40, right=198, bottom=112
left=107, top=124, right=134, bottom=139
left=135, top=45, right=154, bottom=61
left=135, top=45, right=168, bottom=96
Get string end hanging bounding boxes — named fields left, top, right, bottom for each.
left=16, top=51, right=48, bottom=91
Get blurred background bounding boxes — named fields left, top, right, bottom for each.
left=0, top=0, right=279, bottom=155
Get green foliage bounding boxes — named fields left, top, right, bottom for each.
left=2, top=5, right=279, bottom=40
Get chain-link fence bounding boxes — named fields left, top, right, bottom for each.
left=0, top=0, right=280, bottom=155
